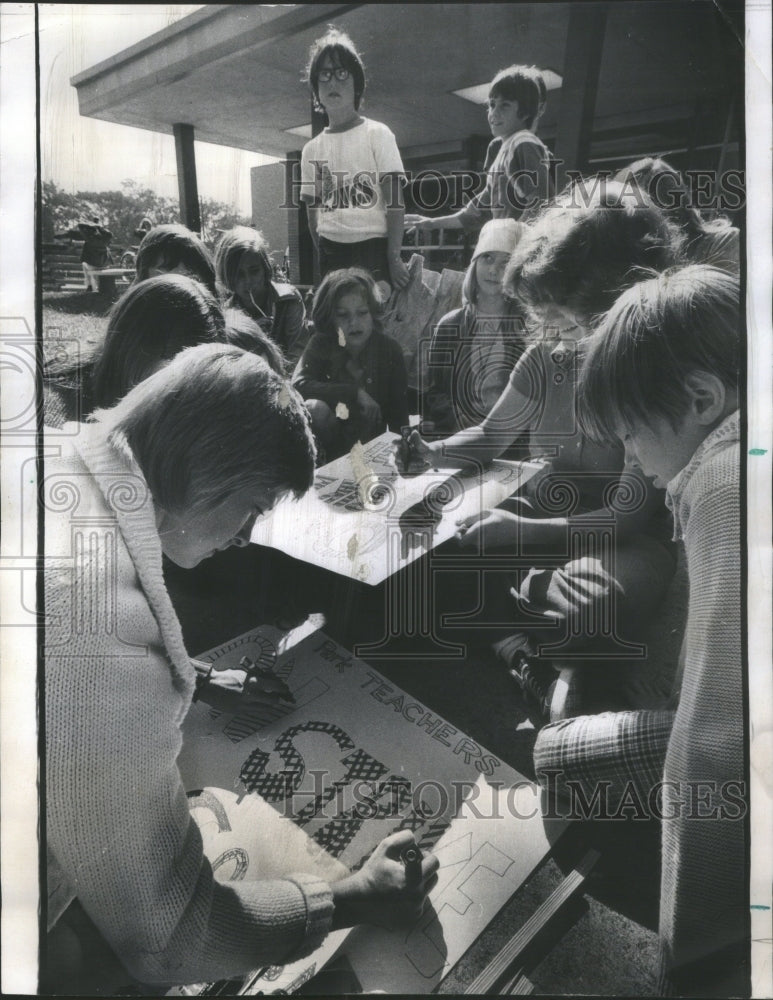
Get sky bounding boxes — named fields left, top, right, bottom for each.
left=38, top=4, right=280, bottom=216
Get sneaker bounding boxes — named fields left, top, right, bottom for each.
left=509, top=658, right=559, bottom=721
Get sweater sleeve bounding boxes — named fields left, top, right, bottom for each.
left=659, top=469, right=746, bottom=974
left=292, top=334, right=359, bottom=410
left=274, top=287, right=309, bottom=369
left=45, top=566, right=334, bottom=987
left=505, top=137, right=552, bottom=221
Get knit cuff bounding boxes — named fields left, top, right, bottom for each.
left=286, top=872, right=335, bottom=955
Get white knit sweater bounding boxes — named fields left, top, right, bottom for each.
left=44, top=424, right=334, bottom=986
left=660, top=410, right=745, bottom=973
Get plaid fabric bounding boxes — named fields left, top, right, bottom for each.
left=534, top=709, right=675, bottom=810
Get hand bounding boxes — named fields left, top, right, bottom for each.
left=356, top=388, right=383, bottom=425
left=398, top=496, right=443, bottom=559
left=454, top=508, right=522, bottom=550
left=403, top=214, right=433, bottom=234
left=331, top=831, right=439, bottom=930
left=388, top=255, right=410, bottom=290
left=392, top=429, right=434, bottom=476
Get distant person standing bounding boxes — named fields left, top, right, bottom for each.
left=78, top=216, right=113, bottom=292
left=300, top=28, right=410, bottom=293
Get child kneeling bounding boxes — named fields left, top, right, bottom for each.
left=535, top=264, right=744, bottom=995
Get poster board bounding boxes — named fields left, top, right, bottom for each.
left=251, top=432, right=543, bottom=584
left=173, top=623, right=562, bottom=995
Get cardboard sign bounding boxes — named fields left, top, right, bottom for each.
left=173, top=624, right=561, bottom=995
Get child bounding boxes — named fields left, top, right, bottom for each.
left=300, top=28, right=409, bottom=291
left=223, top=308, right=285, bottom=375
left=134, top=223, right=217, bottom=296
left=398, top=183, right=682, bottom=716
left=293, top=267, right=409, bottom=461
left=423, top=218, right=528, bottom=435
left=407, top=64, right=552, bottom=232
left=538, top=264, right=743, bottom=995
left=215, top=226, right=308, bottom=369
left=615, top=156, right=740, bottom=274
left=44, top=275, right=225, bottom=427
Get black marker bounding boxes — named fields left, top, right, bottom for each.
left=401, top=843, right=423, bottom=886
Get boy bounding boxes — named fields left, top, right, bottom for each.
left=300, top=28, right=409, bottom=292
left=537, top=264, right=745, bottom=995
left=407, top=65, right=553, bottom=232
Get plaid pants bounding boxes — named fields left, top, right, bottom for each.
left=534, top=709, right=675, bottom=813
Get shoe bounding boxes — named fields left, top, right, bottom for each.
left=509, top=658, right=558, bottom=721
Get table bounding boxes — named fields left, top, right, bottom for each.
left=251, top=432, right=543, bottom=586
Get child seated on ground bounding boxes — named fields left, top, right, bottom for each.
left=134, top=223, right=217, bottom=295
left=215, top=226, right=308, bottom=369
left=407, top=64, right=552, bottom=233
left=614, top=156, right=740, bottom=274
left=43, top=274, right=225, bottom=427
left=397, top=183, right=682, bottom=718
left=300, top=28, right=409, bottom=292
left=293, top=267, right=409, bottom=462
left=223, top=308, right=285, bottom=374
left=422, top=218, right=528, bottom=435
left=535, top=264, right=744, bottom=997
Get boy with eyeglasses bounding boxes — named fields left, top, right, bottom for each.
left=407, top=65, right=553, bottom=233
left=300, top=29, right=409, bottom=292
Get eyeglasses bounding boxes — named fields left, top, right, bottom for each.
left=318, top=67, right=350, bottom=83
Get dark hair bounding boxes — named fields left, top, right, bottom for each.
left=134, top=224, right=217, bottom=296
left=223, top=308, right=285, bottom=374
left=305, top=27, right=366, bottom=112
left=577, top=265, right=740, bottom=442
left=311, top=267, right=384, bottom=339
left=104, top=343, right=316, bottom=514
left=613, top=157, right=732, bottom=241
left=489, top=65, right=546, bottom=130
left=214, top=226, right=274, bottom=308
left=90, top=274, right=225, bottom=410
left=504, top=180, right=683, bottom=328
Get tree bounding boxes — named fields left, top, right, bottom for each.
left=41, top=180, right=250, bottom=251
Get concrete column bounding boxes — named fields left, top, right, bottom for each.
left=554, top=3, right=609, bottom=188
left=173, top=123, right=201, bottom=233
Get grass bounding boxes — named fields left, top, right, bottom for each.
left=42, top=288, right=119, bottom=359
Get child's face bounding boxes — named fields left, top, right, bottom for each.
left=234, top=251, right=267, bottom=310
left=617, top=415, right=705, bottom=489
left=487, top=93, right=525, bottom=139
left=474, top=251, right=509, bottom=299
left=316, top=54, right=356, bottom=113
left=335, top=289, right=373, bottom=355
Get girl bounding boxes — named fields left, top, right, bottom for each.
left=44, top=343, right=438, bottom=993
left=134, top=223, right=217, bottom=295
left=614, top=156, right=740, bottom=273
left=223, top=307, right=285, bottom=375
left=44, top=274, right=225, bottom=426
left=300, top=28, right=409, bottom=291
left=423, top=218, right=528, bottom=436
left=399, top=183, right=683, bottom=720
left=293, top=268, right=409, bottom=462
left=215, top=226, right=308, bottom=369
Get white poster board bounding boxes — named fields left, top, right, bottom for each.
left=251, top=432, right=543, bottom=584
left=174, top=624, right=562, bottom=994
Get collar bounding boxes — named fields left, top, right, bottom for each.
left=72, top=422, right=195, bottom=705
left=665, top=409, right=740, bottom=538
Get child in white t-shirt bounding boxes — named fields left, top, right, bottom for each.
left=300, top=29, right=409, bottom=292
left=407, top=64, right=553, bottom=232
